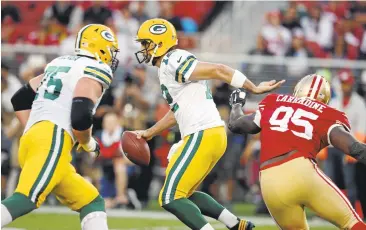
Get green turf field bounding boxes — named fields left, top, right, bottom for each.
left=4, top=202, right=339, bottom=230
left=147, top=201, right=318, bottom=218
left=7, top=213, right=337, bottom=230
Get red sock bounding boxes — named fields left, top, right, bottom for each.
left=352, top=222, right=366, bottom=230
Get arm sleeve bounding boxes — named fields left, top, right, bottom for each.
left=11, top=83, right=36, bottom=111
left=83, top=64, right=113, bottom=89
left=164, top=50, right=198, bottom=83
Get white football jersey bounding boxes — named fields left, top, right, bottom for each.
left=158, top=49, right=224, bottom=138
left=24, top=55, right=113, bottom=141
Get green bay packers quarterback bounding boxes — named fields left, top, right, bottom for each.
left=134, top=18, right=284, bottom=230
left=1, top=24, right=119, bottom=230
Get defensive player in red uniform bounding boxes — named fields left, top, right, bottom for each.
left=228, top=74, right=366, bottom=230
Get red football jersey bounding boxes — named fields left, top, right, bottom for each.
left=255, top=94, right=351, bottom=164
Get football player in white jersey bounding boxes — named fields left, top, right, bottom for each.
left=1, top=24, right=119, bottom=230
left=134, top=18, right=284, bottom=230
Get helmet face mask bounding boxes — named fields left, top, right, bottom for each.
left=135, top=39, right=157, bottom=64
left=109, top=46, right=120, bottom=73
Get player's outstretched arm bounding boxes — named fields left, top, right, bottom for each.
left=330, top=126, right=366, bottom=165
left=228, top=89, right=261, bottom=134
left=135, top=110, right=177, bottom=140
left=229, top=104, right=261, bottom=134
left=72, top=78, right=102, bottom=156
left=11, top=74, right=43, bottom=127
left=189, top=61, right=285, bottom=94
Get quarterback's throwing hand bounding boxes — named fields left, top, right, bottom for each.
left=254, top=79, right=286, bottom=94
left=76, top=137, right=101, bottom=158
left=229, top=89, right=247, bottom=107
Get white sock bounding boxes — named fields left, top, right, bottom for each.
left=200, top=223, right=215, bottom=230
left=218, top=208, right=239, bottom=228
left=81, top=211, right=108, bottom=230
left=1, top=204, right=13, bottom=227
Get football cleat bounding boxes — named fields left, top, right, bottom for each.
left=230, top=219, right=255, bottom=230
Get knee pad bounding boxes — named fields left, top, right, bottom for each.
left=79, top=195, right=105, bottom=221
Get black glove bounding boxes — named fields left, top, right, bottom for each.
left=229, top=89, right=247, bottom=107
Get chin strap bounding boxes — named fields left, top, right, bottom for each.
left=147, top=45, right=159, bottom=66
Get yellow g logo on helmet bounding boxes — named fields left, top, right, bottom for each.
left=149, top=24, right=167, bottom=35
left=101, top=30, right=116, bottom=42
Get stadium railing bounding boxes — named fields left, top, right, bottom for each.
left=4, top=44, right=365, bottom=68
left=2, top=43, right=366, bottom=105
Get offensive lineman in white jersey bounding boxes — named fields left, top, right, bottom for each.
left=1, top=24, right=119, bottom=230
left=134, top=18, right=284, bottom=230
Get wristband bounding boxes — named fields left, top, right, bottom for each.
left=230, top=70, right=247, bottom=88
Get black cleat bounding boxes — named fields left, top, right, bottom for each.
left=230, top=219, right=255, bottom=230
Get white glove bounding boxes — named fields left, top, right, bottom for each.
left=76, top=137, right=101, bottom=158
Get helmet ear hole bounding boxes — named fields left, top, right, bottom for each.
left=158, top=42, right=163, bottom=47
left=100, top=50, right=105, bottom=54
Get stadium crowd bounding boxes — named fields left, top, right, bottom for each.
left=1, top=0, right=366, bottom=220
left=253, top=1, right=366, bottom=60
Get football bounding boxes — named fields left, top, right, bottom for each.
left=121, top=131, right=150, bottom=166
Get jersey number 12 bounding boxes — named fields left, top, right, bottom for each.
left=161, top=82, right=213, bottom=112
left=269, top=106, right=319, bottom=140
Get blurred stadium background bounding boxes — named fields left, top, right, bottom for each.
left=1, top=1, right=366, bottom=229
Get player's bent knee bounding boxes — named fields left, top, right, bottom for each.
left=2, top=192, right=37, bottom=220
left=79, top=195, right=106, bottom=221
left=159, top=189, right=188, bottom=207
